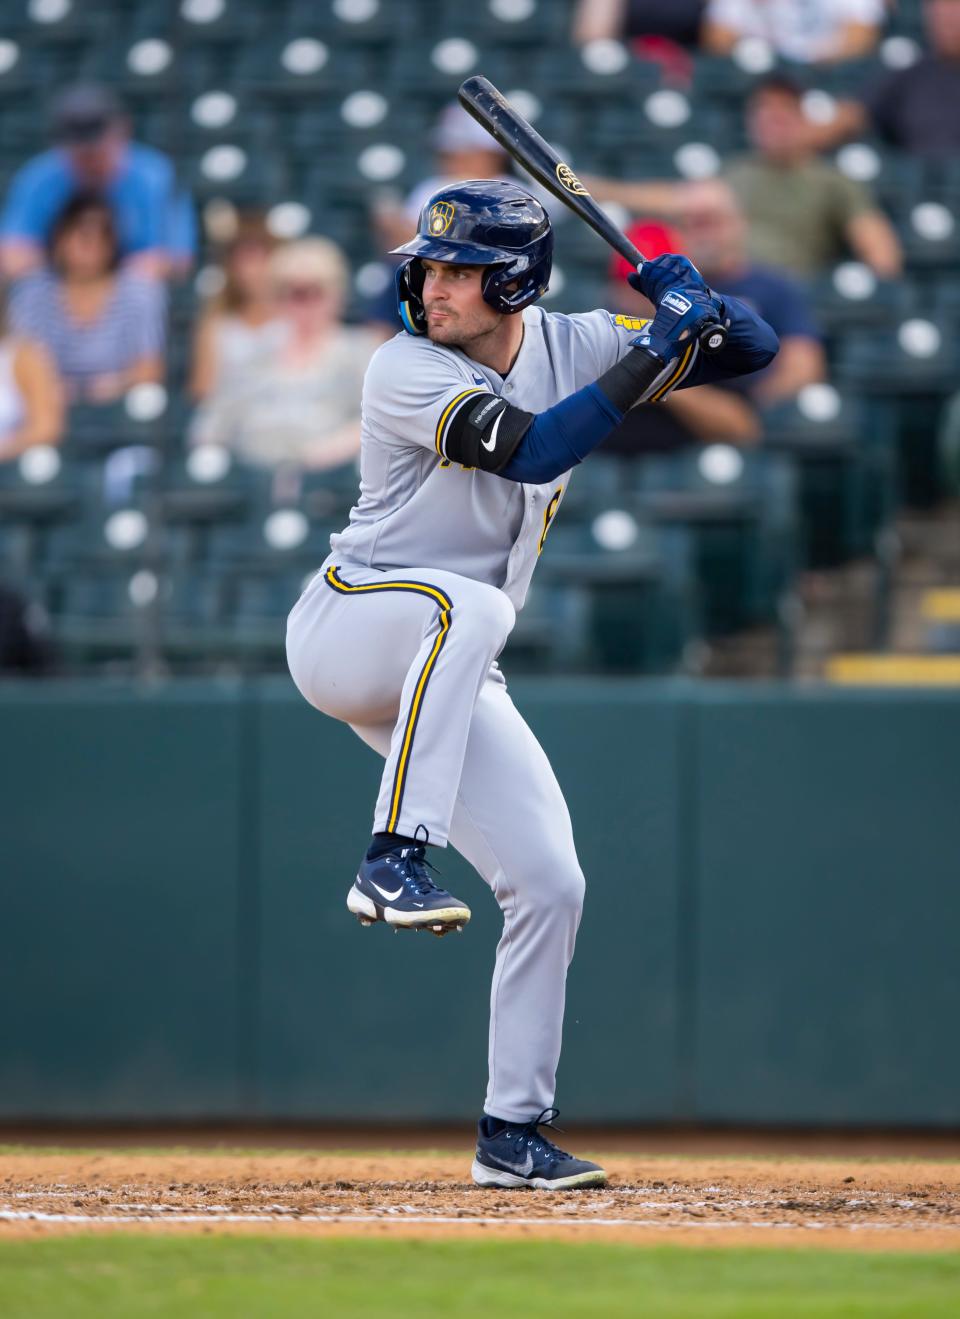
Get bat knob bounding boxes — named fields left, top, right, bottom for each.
left=698, top=321, right=727, bottom=354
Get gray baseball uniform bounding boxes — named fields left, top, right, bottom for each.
left=286, top=303, right=645, bottom=1122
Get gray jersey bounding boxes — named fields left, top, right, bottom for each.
left=330, top=305, right=646, bottom=609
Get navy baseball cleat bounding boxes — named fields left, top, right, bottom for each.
left=472, top=1108, right=607, bottom=1189
left=347, top=842, right=471, bottom=936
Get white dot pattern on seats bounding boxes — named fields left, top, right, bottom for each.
left=282, top=39, right=328, bottom=75
left=357, top=144, right=405, bottom=180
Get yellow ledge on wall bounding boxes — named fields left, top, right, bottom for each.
left=825, top=654, right=960, bottom=686
left=921, top=589, right=960, bottom=622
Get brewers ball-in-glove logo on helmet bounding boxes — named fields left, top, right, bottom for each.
left=428, top=201, right=455, bottom=235
left=392, top=179, right=554, bottom=336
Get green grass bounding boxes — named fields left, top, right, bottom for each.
left=1, top=1238, right=958, bottom=1318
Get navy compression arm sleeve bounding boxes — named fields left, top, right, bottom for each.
left=679, top=294, right=779, bottom=386
left=443, top=299, right=780, bottom=485
left=498, top=383, right=624, bottom=484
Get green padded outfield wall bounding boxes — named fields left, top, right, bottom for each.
left=0, top=682, right=246, bottom=1119
left=0, top=678, right=958, bottom=1126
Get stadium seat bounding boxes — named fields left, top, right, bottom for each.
left=174, top=0, right=265, bottom=45
left=440, top=0, right=570, bottom=48
left=50, top=565, right=168, bottom=669
left=206, top=504, right=339, bottom=573
left=152, top=568, right=232, bottom=668
left=897, top=197, right=960, bottom=274
left=762, top=387, right=895, bottom=567
left=185, top=138, right=289, bottom=205
left=228, top=569, right=309, bottom=665
left=629, top=447, right=799, bottom=635
left=0, top=448, right=85, bottom=579
left=538, top=511, right=701, bottom=672
left=384, top=41, right=522, bottom=102
left=65, top=388, right=178, bottom=460
left=153, top=449, right=268, bottom=566
left=835, top=322, right=960, bottom=506
left=233, top=37, right=372, bottom=100
left=810, top=266, right=913, bottom=342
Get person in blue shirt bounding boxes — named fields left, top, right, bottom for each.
left=604, top=179, right=826, bottom=454
left=0, top=84, right=196, bottom=282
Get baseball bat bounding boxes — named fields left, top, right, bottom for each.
left=457, top=75, right=728, bottom=354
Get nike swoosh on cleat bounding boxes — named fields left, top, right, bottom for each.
left=481, top=411, right=504, bottom=453
left=490, top=1149, right=534, bottom=1177
left=370, top=881, right=404, bottom=901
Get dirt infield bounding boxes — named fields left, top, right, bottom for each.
left=3, top=1149, right=959, bottom=1250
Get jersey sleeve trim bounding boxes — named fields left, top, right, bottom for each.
left=435, top=386, right=487, bottom=457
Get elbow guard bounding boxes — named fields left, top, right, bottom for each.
left=438, top=391, right=533, bottom=472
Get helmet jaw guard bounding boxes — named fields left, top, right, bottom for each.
left=392, top=179, right=553, bottom=335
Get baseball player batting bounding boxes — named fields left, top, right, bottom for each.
left=286, top=179, right=778, bottom=1189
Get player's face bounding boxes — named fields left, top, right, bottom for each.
left=420, top=261, right=501, bottom=345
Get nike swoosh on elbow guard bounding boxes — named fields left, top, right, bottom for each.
left=481, top=411, right=505, bottom=453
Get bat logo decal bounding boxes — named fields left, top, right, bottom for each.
left=428, top=201, right=455, bottom=235
left=555, top=162, right=587, bottom=195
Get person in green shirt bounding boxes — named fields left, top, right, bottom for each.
left=584, top=74, right=902, bottom=281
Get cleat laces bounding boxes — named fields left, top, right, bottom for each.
left=390, top=845, right=447, bottom=899
left=509, top=1107, right=573, bottom=1165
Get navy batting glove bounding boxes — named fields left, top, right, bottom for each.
left=627, top=253, right=708, bottom=305
left=638, top=285, right=726, bottom=355
left=626, top=285, right=729, bottom=401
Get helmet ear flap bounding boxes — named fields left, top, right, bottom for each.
left=396, top=257, right=428, bottom=335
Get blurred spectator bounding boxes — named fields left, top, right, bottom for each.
left=701, top=0, right=884, bottom=63
left=726, top=76, right=902, bottom=278
left=9, top=194, right=166, bottom=404
left=0, top=84, right=196, bottom=282
left=679, top=179, right=826, bottom=405
left=0, top=582, right=55, bottom=675
left=189, top=239, right=378, bottom=470
left=587, top=75, right=903, bottom=279
left=602, top=185, right=825, bottom=455
left=806, top=0, right=960, bottom=157
left=573, top=0, right=707, bottom=46
left=189, top=215, right=285, bottom=402
left=0, top=304, right=63, bottom=462
left=572, top=0, right=707, bottom=83
left=374, top=105, right=512, bottom=252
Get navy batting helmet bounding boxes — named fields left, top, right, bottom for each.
left=391, top=179, right=553, bottom=335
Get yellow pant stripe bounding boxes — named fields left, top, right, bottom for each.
left=435, top=387, right=485, bottom=457
left=324, top=566, right=453, bottom=833
left=538, top=487, right=563, bottom=554
left=651, top=342, right=695, bottom=402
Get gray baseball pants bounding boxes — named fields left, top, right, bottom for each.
left=286, top=556, right=585, bottom=1122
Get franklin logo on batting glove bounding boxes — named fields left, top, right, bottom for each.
left=661, top=289, right=693, bottom=315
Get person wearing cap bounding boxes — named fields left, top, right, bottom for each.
left=0, top=84, right=196, bottom=282
left=373, top=104, right=514, bottom=255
